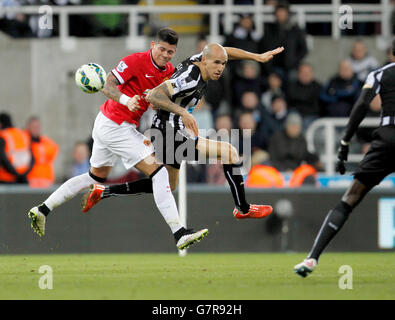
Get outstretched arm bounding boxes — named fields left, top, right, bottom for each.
left=224, top=46, right=284, bottom=63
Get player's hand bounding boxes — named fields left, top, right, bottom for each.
left=255, top=47, right=284, bottom=64
left=126, top=95, right=141, bottom=112
left=335, top=141, right=349, bottom=175
left=181, top=111, right=199, bottom=137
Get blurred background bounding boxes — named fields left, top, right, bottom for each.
left=0, top=0, right=394, bottom=253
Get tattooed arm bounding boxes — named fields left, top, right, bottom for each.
left=145, top=81, right=199, bottom=136
left=100, top=72, right=140, bottom=112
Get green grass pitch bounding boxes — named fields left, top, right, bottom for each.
left=0, top=252, right=394, bottom=300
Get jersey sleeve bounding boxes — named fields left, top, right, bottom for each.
left=342, top=75, right=379, bottom=142
left=362, top=70, right=381, bottom=95
left=167, top=64, right=201, bottom=97
left=111, top=54, right=137, bottom=85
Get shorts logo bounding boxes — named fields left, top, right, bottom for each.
left=143, top=139, right=151, bottom=146
left=116, top=61, right=128, bottom=73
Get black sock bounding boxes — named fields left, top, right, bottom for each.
left=173, top=227, right=186, bottom=242
left=38, top=203, right=51, bottom=217
left=308, top=201, right=353, bottom=261
left=104, top=178, right=153, bottom=198
left=223, top=163, right=250, bottom=213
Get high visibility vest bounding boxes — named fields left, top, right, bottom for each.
left=289, top=164, right=317, bottom=187
left=246, top=165, right=285, bottom=188
left=0, top=128, right=31, bottom=182
left=27, top=134, right=59, bottom=188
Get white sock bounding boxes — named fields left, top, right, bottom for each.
left=44, top=172, right=99, bottom=211
left=151, top=167, right=183, bottom=234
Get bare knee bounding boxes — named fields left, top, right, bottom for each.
left=170, top=181, right=178, bottom=192
left=341, top=179, right=370, bottom=208
left=228, top=144, right=240, bottom=165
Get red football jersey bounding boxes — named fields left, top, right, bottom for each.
left=100, top=50, right=174, bottom=127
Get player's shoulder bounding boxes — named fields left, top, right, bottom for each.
left=166, top=62, right=175, bottom=75
left=173, top=59, right=201, bottom=80
left=120, top=50, right=149, bottom=66
left=364, top=62, right=395, bottom=85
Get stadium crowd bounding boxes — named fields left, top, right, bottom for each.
left=1, top=1, right=394, bottom=187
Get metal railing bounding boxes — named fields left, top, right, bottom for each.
left=305, top=117, right=381, bottom=175
left=0, top=1, right=393, bottom=50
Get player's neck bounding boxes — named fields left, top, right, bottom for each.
left=150, top=50, right=166, bottom=70
left=193, top=62, right=209, bottom=81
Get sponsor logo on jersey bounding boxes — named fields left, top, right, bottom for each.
left=116, top=61, right=128, bottom=73
left=176, top=78, right=186, bottom=89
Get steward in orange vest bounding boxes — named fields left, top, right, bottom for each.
left=25, top=116, right=59, bottom=188
left=0, top=113, right=34, bottom=183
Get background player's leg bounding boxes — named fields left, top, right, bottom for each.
left=308, top=178, right=372, bottom=261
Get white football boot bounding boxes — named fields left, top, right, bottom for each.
left=176, top=229, right=209, bottom=250
left=294, top=258, right=317, bottom=278
left=28, top=206, right=46, bottom=237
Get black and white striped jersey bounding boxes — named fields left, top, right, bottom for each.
left=363, top=62, right=395, bottom=116
left=343, top=61, right=395, bottom=142
left=152, top=52, right=208, bottom=131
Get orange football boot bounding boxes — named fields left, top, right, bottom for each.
left=233, top=204, right=273, bottom=219
left=82, top=184, right=106, bottom=213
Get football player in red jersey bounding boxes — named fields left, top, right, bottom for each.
left=28, top=28, right=208, bottom=250
left=82, top=44, right=284, bottom=220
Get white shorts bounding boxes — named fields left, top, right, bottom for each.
left=90, top=112, right=155, bottom=170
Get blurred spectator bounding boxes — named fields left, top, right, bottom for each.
left=25, top=116, right=59, bottom=188
left=223, top=14, right=261, bottom=104
left=206, top=114, right=233, bottom=185
left=259, top=1, right=308, bottom=82
left=238, top=111, right=269, bottom=167
left=384, top=45, right=395, bottom=65
left=267, top=112, right=322, bottom=172
left=70, top=141, right=90, bottom=178
left=260, top=95, right=288, bottom=143
left=320, top=59, right=361, bottom=117
left=194, top=101, right=214, bottom=134
left=0, top=112, right=34, bottom=184
left=196, top=35, right=208, bottom=53
left=0, top=0, right=32, bottom=38
left=234, top=60, right=265, bottom=107
left=214, top=114, right=233, bottom=134
left=347, top=39, right=379, bottom=83
left=261, top=72, right=285, bottom=112
left=223, top=13, right=260, bottom=55
left=286, top=63, right=323, bottom=129
left=239, top=91, right=264, bottom=124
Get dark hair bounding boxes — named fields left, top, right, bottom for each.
left=0, top=113, right=12, bottom=129
left=392, top=37, right=395, bottom=56
left=275, top=1, right=290, bottom=12
left=155, top=27, right=179, bottom=46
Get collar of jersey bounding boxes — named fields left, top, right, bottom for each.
left=149, top=50, right=166, bottom=71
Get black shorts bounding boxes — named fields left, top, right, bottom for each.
left=150, top=123, right=199, bottom=169
left=353, top=126, right=395, bottom=188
